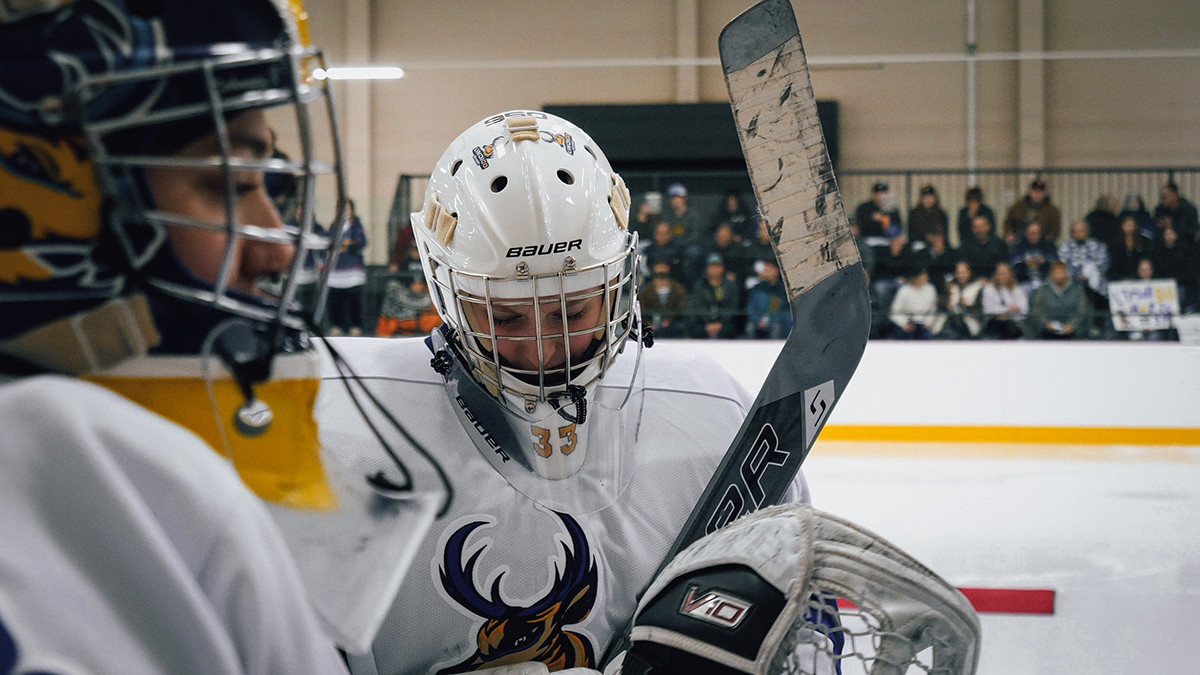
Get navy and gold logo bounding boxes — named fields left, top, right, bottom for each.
left=436, top=512, right=598, bottom=672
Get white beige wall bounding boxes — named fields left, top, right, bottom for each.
left=300, top=0, right=1200, bottom=262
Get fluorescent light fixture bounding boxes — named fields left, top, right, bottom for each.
left=312, top=66, right=405, bottom=80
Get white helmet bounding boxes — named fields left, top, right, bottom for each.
left=413, top=111, right=644, bottom=512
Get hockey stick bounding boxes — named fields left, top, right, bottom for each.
left=601, top=0, right=870, bottom=665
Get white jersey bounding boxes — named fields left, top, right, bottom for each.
left=317, top=337, right=808, bottom=675
left=0, top=375, right=348, bottom=675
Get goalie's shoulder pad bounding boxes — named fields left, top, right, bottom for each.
left=626, top=504, right=816, bottom=674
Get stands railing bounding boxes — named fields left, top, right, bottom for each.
left=389, top=167, right=1200, bottom=248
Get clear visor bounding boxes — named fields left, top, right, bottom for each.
left=434, top=326, right=645, bottom=514
left=80, top=44, right=346, bottom=329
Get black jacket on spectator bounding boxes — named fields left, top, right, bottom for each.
left=907, top=205, right=949, bottom=242
left=956, top=204, right=996, bottom=245
left=907, top=241, right=959, bottom=291
left=1086, top=208, right=1120, bottom=247
left=1107, top=235, right=1151, bottom=280
left=960, top=233, right=1009, bottom=279
left=686, top=277, right=742, bottom=339
left=1150, top=236, right=1198, bottom=303
left=854, top=201, right=904, bottom=238
left=1154, top=197, right=1200, bottom=241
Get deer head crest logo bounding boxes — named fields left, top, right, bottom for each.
left=437, top=512, right=598, bottom=673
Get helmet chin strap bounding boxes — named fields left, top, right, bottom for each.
left=206, top=319, right=278, bottom=438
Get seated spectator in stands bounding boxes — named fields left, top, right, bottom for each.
left=854, top=182, right=903, bottom=238
left=981, top=262, right=1028, bottom=339
left=745, top=216, right=775, bottom=264
left=640, top=221, right=685, bottom=282
left=944, top=261, right=985, bottom=339
left=1028, top=261, right=1090, bottom=340
left=1154, top=181, right=1199, bottom=242
left=1125, top=258, right=1176, bottom=341
left=376, top=274, right=441, bottom=338
left=1003, top=179, right=1061, bottom=244
left=1150, top=225, right=1198, bottom=312
left=1009, top=221, right=1059, bottom=291
left=663, top=182, right=703, bottom=248
left=1085, top=194, right=1121, bottom=246
left=872, top=233, right=912, bottom=316
left=1117, top=193, right=1155, bottom=240
left=908, top=185, right=949, bottom=242
left=630, top=191, right=663, bottom=243
left=1107, top=214, right=1151, bottom=281
left=638, top=253, right=689, bottom=339
left=956, top=186, right=996, bottom=247
left=907, top=183, right=945, bottom=241
left=849, top=219, right=876, bottom=282
left=687, top=253, right=742, bottom=339
left=745, top=258, right=791, bottom=339
left=703, top=222, right=753, bottom=291
left=1058, top=219, right=1109, bottom=302
left=907, top=227, right=958, bottom=293
left=888, top=268, right=942, bottom=340
left=388, top=224, right=415, bottom=275
left=711, top=188, right=755, bottom=241
left=960, top=214, right=1009, bottom=279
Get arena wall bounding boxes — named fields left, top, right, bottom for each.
left=666, top=340, right=1200, bottom=444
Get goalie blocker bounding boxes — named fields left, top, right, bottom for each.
left=614, top=504, right=980, bottom=675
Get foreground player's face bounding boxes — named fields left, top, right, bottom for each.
left=146, top=110, right=290, bottom=296
left=465, top=291, right=605, bottom=372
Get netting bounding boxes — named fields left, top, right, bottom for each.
left=781, top=589, right=946, bottom=675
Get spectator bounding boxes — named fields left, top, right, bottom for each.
left=1028, top=261, right=1090, bottom=340
left=638, top=253, right=689, bottom=339
left=745, top=217, right=775, bottom=264
left=1085, top=194, right=1121, bottom=246
left=1058, top=219, right=1109, bottom=301
left=944, top=261, right=985, bottom=338
left=639, top=221, right=685, bottom=282
left=710, top=188, right=755, bottom=241
left=1150, top=226, right=1198, bottom=312
left=1107, top=214, right=1151, bottom=281
left=630, top=191, right=663, bottom=243
left=907, top=185, right=949, bottom=242
left=703, top=221, right=753, bottom=291
left=1126, top=258, right=1175, bottom=341
left=959, top=214, right=1009, bottom=279
left=854, top=181, right=903, bottom=238
left=888, top=268, right=942, bottom=340
left=686, top=253, right=741, bottom=339
left=981, top=262, right=1028, bottom=339
left=326, top=199, right=367, bottom=336
left=387, top=224, right=415, bottom=274
left=1117, top=193, right=1155, bottom=240
left=745, top=258, right=791, bottom=339
left=1154, top=181, right=1199, bottom=242
left=1002, top=178, right=1061, bottom=244
left=663, top=182, right=704, bottom=249
left=376, top=274, right=441, bottom=337
left=849, top=219, right=876, bottom=282
left=1009, top=221, right=1059, bottom=291
left=956, top=186, right=996, bottom=247
left=907, top=227, right=958, bottom=293
left=871, top=233, right=912, bottom=315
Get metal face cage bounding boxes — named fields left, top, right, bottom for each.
left=78, top=41, right=347, bottom=330
left=431, top=240, right=638, bottom=413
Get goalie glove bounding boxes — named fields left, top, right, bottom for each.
left=613, top=504, right=980, bottom=675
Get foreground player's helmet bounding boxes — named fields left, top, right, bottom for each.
left=0, top=1, right=437, bottom=651
left=0, top=0, right=343, bottom=352
left=414, top=111, right=645, bottom=513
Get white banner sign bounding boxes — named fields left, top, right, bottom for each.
left=1108, top=279, right=1180, bottom=331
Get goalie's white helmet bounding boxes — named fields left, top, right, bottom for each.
left=414, top=111, right=643, bottom=512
